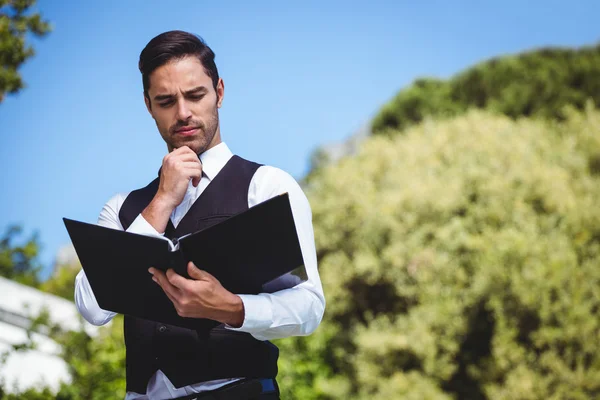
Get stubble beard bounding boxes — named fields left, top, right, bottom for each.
left=164, top=107, right=220, bottom=155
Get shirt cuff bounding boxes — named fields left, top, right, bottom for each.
left=225, top=294, right=273, bottom=333
left=126, top=214, right=166, bottom=237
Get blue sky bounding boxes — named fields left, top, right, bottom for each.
left=1, top=0, right=599, bottom=278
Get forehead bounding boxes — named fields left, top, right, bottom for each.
left=148, top=56, right=212, bottom=94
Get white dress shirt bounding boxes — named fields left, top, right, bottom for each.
left=74, top=142, right=325, bottom=400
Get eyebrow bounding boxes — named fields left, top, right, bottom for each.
left=153, top=86, right=209, bottom=101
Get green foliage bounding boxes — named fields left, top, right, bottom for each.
left=5, top=108, right=600, bottom=398
left=0, top=225, right=42, bottom=287
left=372, top=44, right=600, bottom=135
left=40, top=262, right=79, bottom=301
left=0, top=0, right=51, bottom=101
left=0, top=386, right=56, bottom=399
left=278, top=107, right=600, bottom=399
left=277, top=324, right=342, bottom=400
left=1, top=315, right=126, bottom=399
left=53, top=316, right=126, bottom=400
left=0, top=233, right=123, bottom=398
left=0, top=222, right=79, bottom=299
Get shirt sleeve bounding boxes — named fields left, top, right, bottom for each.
left=225, top=166, right=326, bottom=341
left=74, top=192, right=168, bottom=326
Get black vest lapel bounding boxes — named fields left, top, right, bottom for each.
left=173, top=155, right=243, bottom=235
left=118, top=178, right=159, bottom=231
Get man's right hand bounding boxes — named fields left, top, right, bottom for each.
left=142, top=146, right=202, bottom=233
left=156, top=146, right=203, bottom=209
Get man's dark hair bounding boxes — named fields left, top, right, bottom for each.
left=139, top=30, right=219, bottom=101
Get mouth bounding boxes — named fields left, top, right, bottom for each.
left=174, top=126, right=199, bottom=137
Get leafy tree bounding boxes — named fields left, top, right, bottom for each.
left=6, top=107, right=600, bottom=398
left=372, top=44, right=600, bottom=135
left=0, top=0, right=51, bottom=102
left=0, top=225, right=42, bottom=287
left=0, top=235, right=124, bottom=398
left=0, top=226, right=79, bottom=299
left=40, top=258, right=80, bottom=300
left=0, top=313, right=126, bottom=399
left=0, top=386, right=56, bottom=399
left=5, top=108, right=600, bottom=398
left=278, top=106, right=600, bottom=399
left=53, top=316, right=126, bottom=400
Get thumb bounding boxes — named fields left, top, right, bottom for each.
left=191, top=176, right=200, bottom=187
left=187, top=261, right=208, bottom=280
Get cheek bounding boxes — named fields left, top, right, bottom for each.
left=153, top=111, right=174, bottom=131
left=197, top=102, right=218, bottom=118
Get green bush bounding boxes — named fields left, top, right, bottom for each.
left=53, top=316, right=126, bottom=400
left=0, top=226, right=42, bottom=287
left=372, top=44, right=600, bottom=135
left=0, top=315, right=126, bottom=399
left=277, top=106, right=600, bottom=399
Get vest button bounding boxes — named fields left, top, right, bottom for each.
left=158, top=325, right=167, bottom=333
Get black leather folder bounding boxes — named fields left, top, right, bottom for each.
left=63, top=193, right=306, bottom=330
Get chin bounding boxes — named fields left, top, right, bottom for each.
left=170, top=139, right=202, bottom=154
left=189, top=142, right=209, bottom=155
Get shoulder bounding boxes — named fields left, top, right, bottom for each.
left=251, top=165, right=303, bottom=196
left=249, top=165, right=311, bottom=212
left=97, top=192, right=131, bottom=229
left=105, top=192, right=130, bottom=208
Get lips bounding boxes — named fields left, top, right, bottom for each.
left=174, top=126, right=198, bottom=136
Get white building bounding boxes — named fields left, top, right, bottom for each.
left=0, top=275, right=95, bottom=393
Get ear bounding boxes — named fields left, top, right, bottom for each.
left=144, top=93, right=153, bottom=115
left=216, top=78, right=224, bottom=109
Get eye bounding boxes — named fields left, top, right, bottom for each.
left=158, top=100, right=174, bottom=108
left=189, top=94, right=205, bottom=101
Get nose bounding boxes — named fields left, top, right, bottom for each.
left=175, top=100, right=192, bottom=121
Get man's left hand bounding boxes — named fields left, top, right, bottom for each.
left=149, top=262, right=245, bottom=328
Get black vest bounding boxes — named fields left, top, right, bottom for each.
left=118, top=155, right=279, bottom=394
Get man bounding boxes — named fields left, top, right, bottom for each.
left=74, top=30, right=325, bottom=400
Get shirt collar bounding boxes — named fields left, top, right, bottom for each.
left=198, top=142, right=233, bottom=180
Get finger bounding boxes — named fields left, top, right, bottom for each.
left=154, top=269, right=182, bottom=301
left=170, top=145, right=193, bottom=154
left=172, top=146, right=198, bottom=157
left=174, top=153, right=202, bottom=164
left=155, top=277, right=179, bottom=305
left=162, top=155, right=198, bottom=174
left=149, top=267, right=166, bottom=281
left=166, top=268, right=191, bottom=290
left=187, top=261, right=213, bottom=281
left=183, top=167, right=202, bottom=181
left=166, top=146, right=187, bottom=157
left=178, top=145, right=196, bottom=155
left=151, top=270, right=177, bottom=303
left=180, top=161, right=202, bottom=170
left=165, top=150, right=200, bottom=166
left=166, top=159, right=201, bottom=174
left=151, top=268, right=168, bottom=287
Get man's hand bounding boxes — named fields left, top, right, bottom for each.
left=142, top=146, right=202, bottom=233
left=149, top=262, right=245, bottom=328
left=156, top=146, right=203, bottom=209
